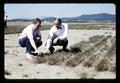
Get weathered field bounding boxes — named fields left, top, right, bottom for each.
left=5, top=28, right=116, bottom=79
left=5, top=21, right=115, bottom=34
left=35, top=34, right=116, bottom=73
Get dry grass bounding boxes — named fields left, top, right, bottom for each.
left=31, top=35, right=116, bottom=73
left=5, top=22, right=115, bottom=34
left=95, top=58, right=112, bottom=71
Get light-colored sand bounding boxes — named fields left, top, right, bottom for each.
left=5, top=30, right=116, bottom=79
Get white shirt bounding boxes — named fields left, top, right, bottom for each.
left=19, top=24, right=41, bottom=39
left=46, top=23, right=68, bottom=49
left=48, top=23, right=68, bottom=40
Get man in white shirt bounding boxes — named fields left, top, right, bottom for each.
left=19, top=18, right=42, bottom=60
left=46, top=18, right=68, bottom=53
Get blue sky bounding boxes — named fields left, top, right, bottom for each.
left=4, top=4, right=115, bottom=19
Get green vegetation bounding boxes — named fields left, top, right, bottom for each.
left=5, top=24, right=53, bottom=34
left=5, top=25, right=25, bottom=34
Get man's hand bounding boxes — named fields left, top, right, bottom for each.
left=31, top=50, right=39, bottom=56
left=35, top=37, right=41, bottom=41
left=35, top=37, right=41, bottom=43
left=53, top=38, right=59, bottom=44
left=36, top=37, right=41, bottom=40
left=34, top=50, right=39, bottom=54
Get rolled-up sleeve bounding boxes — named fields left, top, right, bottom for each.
left=46, top=27, right=55, bottom=49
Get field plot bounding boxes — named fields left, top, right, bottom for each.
left=4, top=22, right=116, bottom=79
left=5, top=21, right=115, bottom=34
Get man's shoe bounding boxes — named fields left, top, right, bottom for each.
left=26, top=53, right=34, bottom=61
left=49, top=47, right=55, bottom=53
left=31, top=52, right=38, bottom=56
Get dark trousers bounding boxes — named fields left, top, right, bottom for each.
left=51, top=38, right=68, bottom=50
left=19, top=36, right=42, bottom=53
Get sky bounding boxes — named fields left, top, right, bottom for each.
left=4, top=4, right=115, bottom=19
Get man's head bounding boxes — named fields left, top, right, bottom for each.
left=33, top=18, right=41, bottom=29
left=54, top=18, right=62, bottom=29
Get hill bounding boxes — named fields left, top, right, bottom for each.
left=9, top=13, right=115, bottom=22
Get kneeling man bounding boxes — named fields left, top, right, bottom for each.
left=46, top=18, right=68, bottom=53
left=19, top=18, right=42, bottom=60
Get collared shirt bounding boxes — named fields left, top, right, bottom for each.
left=19, top=24, right=41, bottom=39
left=48, top=23, right=68, bottom=40
left=46, top=23, right=68, bottom=49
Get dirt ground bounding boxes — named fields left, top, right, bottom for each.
left=4, top=30, right=116, bottom=79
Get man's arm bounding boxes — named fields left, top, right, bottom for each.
left=27, top=28, right=39, bottom=53
left=29, top=38, right=38, bottom=52
left=46, top=27, right=55, bottom=49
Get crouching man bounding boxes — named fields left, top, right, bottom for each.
left=46, top=18, right=68, bottom=53
left=18, top=18, right=42, bottom=60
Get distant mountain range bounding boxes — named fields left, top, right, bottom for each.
left=9, top=13, right=115, bottom=22
left=62, top=13, right=115, bottom=20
